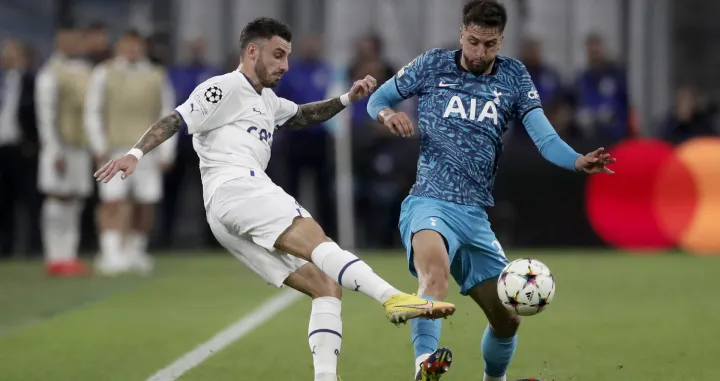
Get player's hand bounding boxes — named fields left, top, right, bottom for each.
left=575, top=147, right=616, bottom=174
left=348, top=75, right=377, bottom=102
left=94, top=154, right=138, bottom=183
left=382, top=111, right=415, bottom=137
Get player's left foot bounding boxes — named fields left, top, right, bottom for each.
left=415, top=348, right=452, bottom=381
left=514, top=378, right=542, bottom=381
left=383, top=293, right=455, bottom=325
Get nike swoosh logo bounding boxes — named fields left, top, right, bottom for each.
left=400, top=301, right=433, bottom=309
left=439, top=82, right=460, bottom=87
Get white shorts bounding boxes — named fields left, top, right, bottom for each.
left=98, top=149, right=163, bottom=203
left=206, top=173, right=311, bottom=287
left=38, top=146, right=92, bottom=198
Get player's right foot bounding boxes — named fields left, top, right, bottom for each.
left=383, top=293, right=455, bottom=325
left=415, top=348, right=452, bottom=381
left=46, top=260, right=90, bottom=277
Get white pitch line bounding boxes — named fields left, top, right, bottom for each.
left=145, top=289, right=304, bottom=381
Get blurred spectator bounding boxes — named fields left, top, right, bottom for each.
left=0, top=39, right=41, bottom=258
left=347, top=34, right=395, bottom=129
left=163, top=37, right=223, bottom=247
left=35, top=26, right=94, bottom=275
left=346, top=34, right=417, bottom=247
left=519, top=38, right=563, bottom=106
left=84, top=30, right=176, bottom=275
left=661, top=86, right=717, bottom=145
left=84, top=21, right=111, bottom=66
left=270, top=35, right=336, bottom=239
left=575, top=33, right=629, bottom=142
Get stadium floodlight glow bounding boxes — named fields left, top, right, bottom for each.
left=585, top=137, right=720, bottom=255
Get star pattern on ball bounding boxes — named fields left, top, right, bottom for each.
left=204, top=86, right=223, bottom=104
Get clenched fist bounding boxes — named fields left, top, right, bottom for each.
left=348, top=75, right=378, bottom=102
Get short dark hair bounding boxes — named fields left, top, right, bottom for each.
left=239, top=17, right=292, bottom=54
left=463, top=0, right=508, bottom=32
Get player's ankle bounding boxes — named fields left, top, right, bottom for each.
left=379, top=288, right=401, bottom=303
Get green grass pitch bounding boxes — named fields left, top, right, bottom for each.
left=1, top=250, right=718, bottom=381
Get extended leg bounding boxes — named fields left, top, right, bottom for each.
left=275, top=217, right=456, bottom=324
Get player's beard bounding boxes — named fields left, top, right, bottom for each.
left=255, top=59, right=283, bottom=88
left=463, top=53, right=494, bottom=75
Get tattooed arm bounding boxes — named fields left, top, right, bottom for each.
left=133, top=111, right=186, bottom=154
left=282, top=74, right=379, bottom=130
left=283, top=98, right=346, bottom=130
left=94, top=111, right=187, bottom=182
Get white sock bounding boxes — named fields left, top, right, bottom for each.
left=63, top=200, right=83, bottom=261
left=310, top=242, right=401, bottom=303
left=100, top=230, right=123, bottom=260
left=483, top=374, right=506, bottom=381
left=127, top=231, right=149, bottom=256
left=308, top=297, right=342, bottom=381
left=415, top=353, right=430, bottom=376
left=42, top=198, right=66, bottom=263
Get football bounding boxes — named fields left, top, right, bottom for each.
left=497, top=258, right=555, bottom=316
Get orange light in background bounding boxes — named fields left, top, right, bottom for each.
left=586, top=137, right=720, bottom=255
left=672, top=138, right=720, bottom=255
left=652, top=148, right=698, bottom=246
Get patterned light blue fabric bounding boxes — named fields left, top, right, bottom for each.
left=393, top=49, right=543, bottom=207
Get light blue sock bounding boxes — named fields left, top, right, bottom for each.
left=481, top=324, right=518, bottom=377
left=410, top=296, right=442, bottom=358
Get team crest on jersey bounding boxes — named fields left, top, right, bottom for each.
left=204, top=86, right=223, bottom=104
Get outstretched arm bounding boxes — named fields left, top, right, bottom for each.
left=283, top=75, right=377, bottom=130
left=133, top=111, right=186, bottom=155
left=94, top=111, right=186, bottom=183
left=523, top=109, right=615, bottom=174
left=283, top=97, right=347, bottom=129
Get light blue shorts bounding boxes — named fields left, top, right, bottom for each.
left=399, top=195, right=509, bottom=295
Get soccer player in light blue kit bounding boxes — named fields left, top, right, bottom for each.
left=367, top=1, right=615, bottom=380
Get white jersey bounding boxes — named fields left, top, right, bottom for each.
left=174, top=71, right=299, bottom=206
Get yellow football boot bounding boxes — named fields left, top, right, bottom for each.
left=383, top=293, right=456, bottom=325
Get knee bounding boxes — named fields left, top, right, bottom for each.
left=490, top=313, right=521, bottom=338
left=275, top=217, right=330, bottom=259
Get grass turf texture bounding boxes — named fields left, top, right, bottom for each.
left=1, top=251, right=718, bottom=381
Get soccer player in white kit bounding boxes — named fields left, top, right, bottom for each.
left=94, top=18, right=456, bottom=381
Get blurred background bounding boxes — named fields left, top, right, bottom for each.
left=1, top=0, right=718, bottom=263
left=3, top=2, right=720, bottom=381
